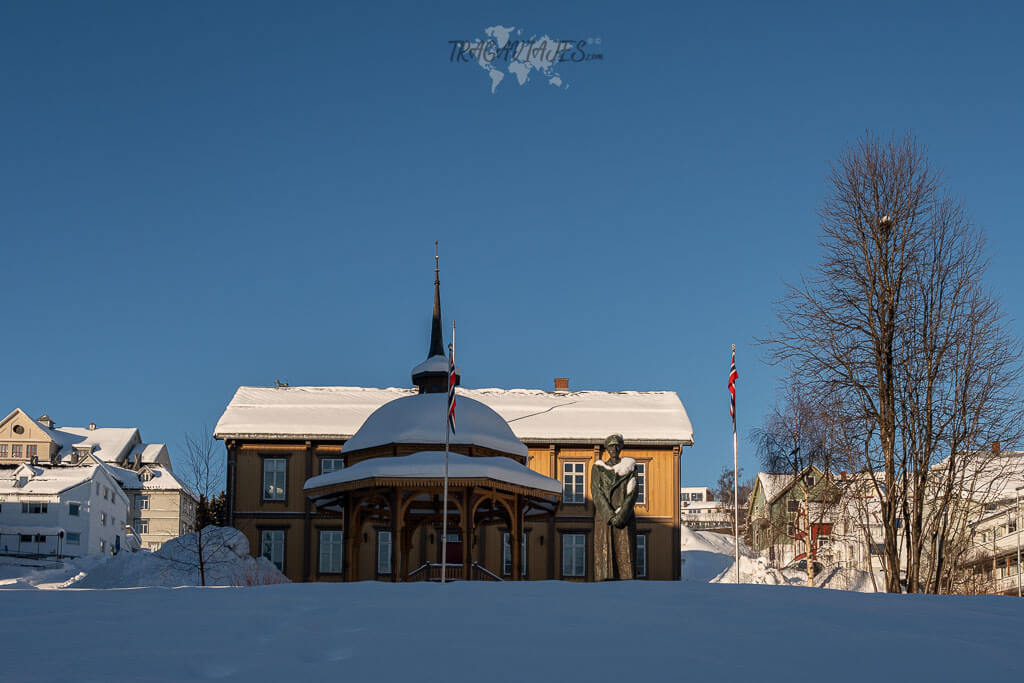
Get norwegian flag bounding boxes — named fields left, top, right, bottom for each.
left=447, top=343, right=456, bottom=434
left=728, top=346, right=738, bottom=423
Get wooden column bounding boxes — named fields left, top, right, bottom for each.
left=511, top=494, right=521, bottom=581
left=392, top=488, right=401, bottom=582
left=462, top=490, right=472, bottom=580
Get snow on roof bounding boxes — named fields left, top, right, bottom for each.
left=341, top=393, right=528, bottom=457
left=304, top=451, right=562, bottom=495
left=50, top=426, right=141, bottom=464
left=128, top=443, right=170, bottom=465
left=0, top=464, right=99, bottom=498
left=106, top=464, right=196, bottom=497
left=214, top=385, right=694, bottom=445
left=756, top=473, right=792, bottom=503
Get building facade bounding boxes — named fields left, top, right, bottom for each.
left=680, top=486, right=732, bottom=531
left=215, top=271, right=693, bottom=582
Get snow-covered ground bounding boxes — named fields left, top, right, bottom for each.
left=0, top=527, right=286, bottom=590
left=1, top=581, right=1022, bottom=681
left=681, top=527, right=877, bottom=591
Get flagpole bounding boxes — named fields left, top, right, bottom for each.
left=732, top=344, right=740, bottom=584
left=441, top=322, right=454, bottom=584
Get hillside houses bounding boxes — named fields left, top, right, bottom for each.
left=0, top=408, right=197, bottom=557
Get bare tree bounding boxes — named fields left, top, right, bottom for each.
left=765, top=131, right=1024, bottom=593
left=169, top=425, right=228, bottom=586
left=714, top=466, right=752, bottom=537
left=752, top=386, right=844, bottom=585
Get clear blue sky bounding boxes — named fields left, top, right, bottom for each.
left=2, top=1, right=1022, bottom=487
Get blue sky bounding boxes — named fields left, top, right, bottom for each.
left=2, top=1, right=1022, bottom=487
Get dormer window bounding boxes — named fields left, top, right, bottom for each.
left=73, top=447, right=91, bottom=462
left=140, top=471, right=152, bottom=482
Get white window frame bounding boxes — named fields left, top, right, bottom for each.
left=561, top=533, right=586, bottom=577
left=22, top=502, right=48, bottom=514
left=26, top=444, right=37, bottom=458
left=502, top=531, right=527, bottom=577
left=562, top=462, right=585, bottom=505
left=263, top=458, right=287, bottom=501
left=137, top=519, right=150, bottom=534
left=635, top=463, right=647, bottom=505
left=636, top=533, right=648, bottom=578
left=319, top=530, right=343, bottom=574
left=136, top=494, right=150, bottom=510
left=320, top=458, right=344, bottom=475
left=377, top=530, right=392, bottom=575
left=261, top=529, right=285, bottom=571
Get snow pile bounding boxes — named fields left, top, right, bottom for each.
left=711, top=554, right=792, bottom=586
left=1, top=581, right=1021, bottom=681
left=680, top=528, right=753, bottom=583
left=65, top=527, right=287, bottom=588
left=711, top=554, right=878, bottom=592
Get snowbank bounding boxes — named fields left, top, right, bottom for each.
left=0, top=527, right=288, bottom=589
left=0, top=582, right=1020, bottom=681
left=711, top=554, right=878, bottom=592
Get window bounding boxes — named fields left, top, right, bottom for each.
left=100, top=540, right=106, bottom=553
left=321, top=458, right=344, bottom=475
left=137, top=520, right=149, bottom=534
left=261, top=530, right=285, bottom=571
left=502, top=532, right=527, bottom=577
left=563, top=462, right=585, bottom=504
left=136, top=494, right=150, bottom=510
left=96, top=483, right=100, bottom=495
left=691, top=492, right=703, bottom=502
left=0, top=444, right=7, bottom=457
left=319, top=530, right=343, bottom=574
left=377, top=530, right=392, bottom=574
left=680, top=492, right=689, bottom=502
left=26, top=444, right=37, bottom=458
left=635, top=463, right=646, bottom=505
left=806, top=476, right=816, bottom=488
left=34, top=534, right=45, bottom=543
left=636, top=534, right=648, bottom=578
left=12, top=444, right=23, bottom=458
left=140, top=471, right=152, bottom=482
left=68, top=502, right=80, bottom=516
left=20, top=535, right=32, bottom=543
left=263, top=458, right=287, bottom=501
left=786, top=522, right=795, bottom=536
left=12, top=425, right=24, bottom=434
left=66, top=532, right=80, bottom=545
left=869, top=543, right=885, bottom=556
left=101, top=512, right=106, bottom=526
left=561, top=533, right=586, bottom=577
left=103, top=487, right=109, bottom=501
left=22, top=502, right=47, bottom=514
left=787, top=500, right=800, bottom=513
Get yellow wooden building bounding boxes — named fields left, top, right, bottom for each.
left=214, top=270, right=693, bottom=582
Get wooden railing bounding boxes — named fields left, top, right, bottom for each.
left=406, top=562, right=503, bottom=582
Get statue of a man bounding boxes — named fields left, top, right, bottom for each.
left=591, top=433, right=639, bottom=580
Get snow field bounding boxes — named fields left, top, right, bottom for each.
left=1, top=580, right=1021, bottom=682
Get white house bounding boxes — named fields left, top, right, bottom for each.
left=0, top=458, right=131, bottom=557
left=0, top=408, right=193, bottom=556
left=680, top=486, right=732, bottom=531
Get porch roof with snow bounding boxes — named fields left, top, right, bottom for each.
left=214, top=385, right=694, bottom=446
left=304, top=451, right=562, bottom=500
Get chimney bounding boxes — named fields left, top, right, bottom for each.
left=554, top=377, right=570, bottom=393
left=840, top=471, right=847, bottom=481
left=88, top=422, right=96, bottom=431
left=992, top=441, right=1001, bottom=455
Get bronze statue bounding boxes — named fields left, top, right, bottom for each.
left=591, top=433, right=639, bottom=580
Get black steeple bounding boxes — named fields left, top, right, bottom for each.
left=427, top=243, right=445, bottom=359
left=412, top=242, right=460, bottom=394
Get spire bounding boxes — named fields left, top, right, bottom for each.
left=428, top=240, right=445, bottom=358
left=412, top=242, right=460, bottom=393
